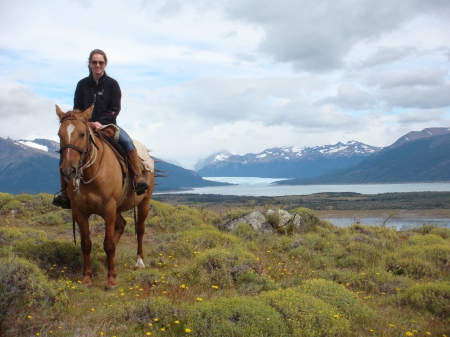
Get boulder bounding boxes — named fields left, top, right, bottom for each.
left=224, top=209, right=302, bottom=234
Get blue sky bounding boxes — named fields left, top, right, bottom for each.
left=1, top=0, right=449, bottom=168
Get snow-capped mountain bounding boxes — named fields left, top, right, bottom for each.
left=196, top=141, right=381, bottom=179
left=13, top=138, right=60, bottom=157
left=194, top=150, right=236, bottom=171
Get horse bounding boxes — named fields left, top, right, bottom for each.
left=55, top=104, right=154, bottom=289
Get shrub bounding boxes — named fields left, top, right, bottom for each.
left=36, top=212, right=65, bottom=226
left=401, top=283, right=450, bottom=318
left=290, top=207, right=321, bottom=232
left=335, top=255, right=367, bottom=269
left=212, top=208, right=253, bottom=230
left=147, top=202, right=208, bottom=232
left=234, top=269, right=278, bottom=294
left=183, top=248, right=260, bottom=288
left=123, top=296, right=177, bottom=327
left=298, top=279, right=373, bottom=325
left=0, top=255, right=60, bottom=335
left=231, top=223, right=258, bottom=241
left=385, top=239, right=450, bottom=279
left=185, top=296, right=289, bottom=337
left=259, top=289, right=350, bottom=336
left=181, top=227, right=241, bottom=250
left=407, top=233, right=446, bottom=246
left=14, top=239, right=104, bottom=276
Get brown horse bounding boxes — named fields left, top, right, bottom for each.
left=56, top=104, right=154, bottom=289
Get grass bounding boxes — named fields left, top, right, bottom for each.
left=0, top=192, right=449, bottom=336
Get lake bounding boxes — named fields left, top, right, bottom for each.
left=155, top=177, right=450, bottom=228
left=156, top=177, right=450, bottom=197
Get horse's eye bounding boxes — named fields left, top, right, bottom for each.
left=80, top=132, right=85, bottom=138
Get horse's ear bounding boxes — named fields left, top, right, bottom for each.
left=82, top=104, right=94, bottom=120
left=56, top=105, right=65, bottom=120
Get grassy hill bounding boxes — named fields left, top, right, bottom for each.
left=1, top=192, right=449, bottom=336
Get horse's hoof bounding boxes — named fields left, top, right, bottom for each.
left=105, top=278, right=117, bottom=289
left=82, top=276, right=92, bottom=287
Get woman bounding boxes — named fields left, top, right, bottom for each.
left=53, top=49, right=149, bottom=208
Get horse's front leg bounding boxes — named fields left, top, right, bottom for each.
left=73, top=210, right=92, bottom=286
left=104, top=209, right=118, bottom=289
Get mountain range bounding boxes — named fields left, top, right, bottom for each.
left=275, top=127, right=450, bottom=185
left=196, top=141, right=381, bottom=179
left=1, top=127, right=449, bottom=195
left=0, top=137, right=227, bottom=195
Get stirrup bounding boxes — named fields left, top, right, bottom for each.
left=133, top=177, right=149, bottom=196
left=52, top=192, right=71, bottom=209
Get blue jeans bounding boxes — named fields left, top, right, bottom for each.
left=117, top=126, right=135, bottom=152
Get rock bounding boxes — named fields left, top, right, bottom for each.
left=224, top=209, right=302, bottom=234
left=227, top=211, right=274, bottom=234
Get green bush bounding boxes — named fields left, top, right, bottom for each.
left=36, top=212, right=65, bottom=226
left=0, top=255, right=60, bottom=335
left=231, top=223, right=258, bottom=241
left=385, top=239, right=450, bottom=279
left=181, top=227, right=241, bottom=250
left=123, top=296, right=177, bottom=327
left=183, top=248, right=260, bottom=288
left=14, top=239, right=104, bottom=276
left=185, top=296, right=289, bottom=337
left=259, top=289, right=350, bottom=336
left=290, top=207, right=321, bottom=232
left=212, top=208, right=253, bottom=230
left=407, top=233, right=446, bottom=246
left=234, top=269, right=278, bottom=294
left=401, top=283, right=450, bottom=318
left=299, top=279, right=373, bottom=325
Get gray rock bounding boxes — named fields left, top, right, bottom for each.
left=225, top=209, right=302, bottom=234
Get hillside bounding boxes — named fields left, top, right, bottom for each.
left=276, top=129, right=450, bottom=185
left=1, top=193, right=449, bottom=336
left=0, top=137, right=228, bottom=194
left=196, top=141, right=381, bottom=178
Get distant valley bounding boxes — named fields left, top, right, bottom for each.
left=0, top=127, right=449, bottom=195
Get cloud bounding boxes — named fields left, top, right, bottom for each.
left=397, top=109, right=445, bottom=124
left=315, top=83, right=376, bottom=110
left=380, top=68, right=446, bottom=88
left=220, top=0, right=450, bottom=72
left=381, top=83, right=450, bottom=109
left=358, top=46, right=416, bottom=68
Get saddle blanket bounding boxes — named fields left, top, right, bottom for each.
left=133, top=139, right=154, bottom=173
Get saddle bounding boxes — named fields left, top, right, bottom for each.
left=98, top=124, right=154, bottom=173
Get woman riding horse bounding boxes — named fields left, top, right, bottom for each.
left=53, top=49, right=149, bottom=208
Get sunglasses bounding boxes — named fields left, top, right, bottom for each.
left=91, top=60, right=105, bottom=65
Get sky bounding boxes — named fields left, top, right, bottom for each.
left=1, top=0, right=449, bottom=169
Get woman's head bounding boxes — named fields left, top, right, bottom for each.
left=88, top=49, right=107, bottom=76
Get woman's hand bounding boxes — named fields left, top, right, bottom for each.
left=90, top=121, right=102, bottom=130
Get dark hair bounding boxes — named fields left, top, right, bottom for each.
left=87, top=49, right=108, bottom=74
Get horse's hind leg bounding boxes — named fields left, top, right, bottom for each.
left=113, top=213, right=126, bottom=246
left=135, top=190, right=151, bottom=270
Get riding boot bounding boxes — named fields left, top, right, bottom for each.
left=126, top=149, right=149, bottom=196
left=52, top=175, right=71, bottom=209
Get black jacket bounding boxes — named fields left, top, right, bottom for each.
left=73, top=73, right=121, bottom=125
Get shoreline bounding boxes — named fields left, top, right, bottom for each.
left=315, top=208, right=450, bottom=219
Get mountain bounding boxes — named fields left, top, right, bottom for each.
left=276, top=127, right=450, bottom=185
left=0, top=137, right=228, bottom=195
left=196, top=141, right=381, bottom=179
left=0, top=137, right=61, bottom=195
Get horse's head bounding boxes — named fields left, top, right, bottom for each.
left=56, top=104, right=94, bottom=182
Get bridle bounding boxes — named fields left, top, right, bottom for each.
left=58, top=115, right=103, bottom=194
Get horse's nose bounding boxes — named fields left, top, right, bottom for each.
left=61, top=165, right=77, bottom=181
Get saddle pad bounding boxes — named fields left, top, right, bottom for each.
left=132, top=139, right=154, bottom=173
